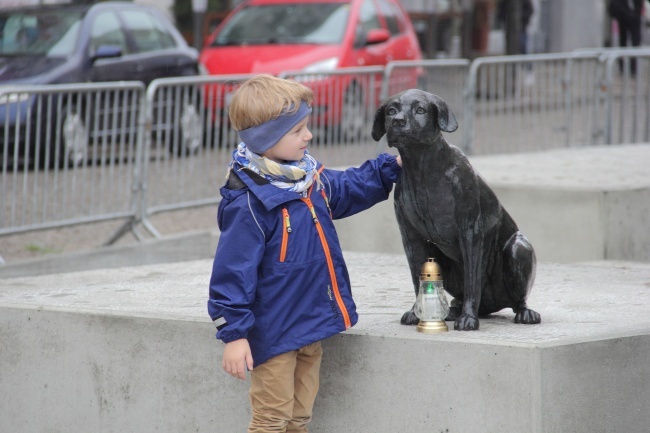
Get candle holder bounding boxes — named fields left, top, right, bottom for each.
left=415, top=258, right=450, bottom=333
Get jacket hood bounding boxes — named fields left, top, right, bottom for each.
left=0, top=55, right=67, bottom=84
left=221, top=167, right=317, bottom=211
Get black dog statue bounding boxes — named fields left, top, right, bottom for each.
left=372, top=89, right=541, bottom=330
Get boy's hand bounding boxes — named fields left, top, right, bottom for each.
left=396, top=155, right=402, bottom=167
left=222, top=339, right=254, bottom=380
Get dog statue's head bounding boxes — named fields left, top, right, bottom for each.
left=371, top=89, right=458, bottom=149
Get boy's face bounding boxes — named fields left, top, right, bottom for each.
left=263, top=117, right=312, bottom=163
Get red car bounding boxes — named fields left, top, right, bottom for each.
left=199, top=0, right=422, bottom=142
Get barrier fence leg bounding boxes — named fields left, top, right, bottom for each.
left=103, top=217, right=146, bottom=246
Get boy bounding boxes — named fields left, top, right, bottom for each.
left=208, top=74, right=401, bottom=433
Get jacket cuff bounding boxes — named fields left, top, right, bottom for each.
left=381, top=153, right=401, bottom=184
left=219, top=330, right=247, bottom=344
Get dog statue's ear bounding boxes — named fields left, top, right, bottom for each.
left=428, top=93, right=458, bottom=133
left=371, top=101, right=387, bottom=141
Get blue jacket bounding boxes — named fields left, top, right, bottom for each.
left=208, top=153, right=400, bottom=367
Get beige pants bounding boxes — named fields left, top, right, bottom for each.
left=248, top=341, right=323, bottom=433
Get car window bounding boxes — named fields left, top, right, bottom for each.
left=0, top=10, right=83, bottom=56
left=376, top=0, right=402, bottom=35
left=354, top=0, right=382, bottom=47
left=120, top=9, right=176, bottom=53
left=213, top=3, right=350, bottom=46
left=89, top=11, right=128, bottom=55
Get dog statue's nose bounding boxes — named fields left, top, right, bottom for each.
left=392, top=114, right=406, bottom=127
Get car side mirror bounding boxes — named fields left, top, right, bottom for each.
left=365, top=28, right=390, bottom=45
left=92, top=45, right=123, bottom=61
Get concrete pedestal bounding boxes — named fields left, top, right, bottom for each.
left=1, top=253, right=649, bottom=433
left=334, top=144, right=650, bottom=263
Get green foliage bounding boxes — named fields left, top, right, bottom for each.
left=24, top=244, right=61, bottom=254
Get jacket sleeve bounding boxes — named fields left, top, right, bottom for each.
left=322, top=152, right=400, bottom=220
left=207, top=192, right=266, bottom=343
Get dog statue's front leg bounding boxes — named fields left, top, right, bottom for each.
left=455, top=308, right=479, bottom=330
left=455, top=225, right=484, bottom=331
left=399, top=233, right=430, bottom=326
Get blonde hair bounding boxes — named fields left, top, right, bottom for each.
left=228, top=74, right=314, bottom=131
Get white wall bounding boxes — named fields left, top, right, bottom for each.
left=545, top=0, right=606, bottom=52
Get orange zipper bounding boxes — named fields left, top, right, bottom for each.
left=280, top=208, right=291, bottom=262
left=301, top=196, right=351, bottom=329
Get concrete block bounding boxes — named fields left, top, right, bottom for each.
left=334, top=144, right=650, bottom=263
left=1, top=253, right=649, bottom=433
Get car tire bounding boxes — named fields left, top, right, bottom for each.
left=339, top=84, right=365, bottom=144
left=168, top=103, right=203, bottom=156
left=166, top=69, right=204, bottom=157
left=40, top=102, right=88, bottom=169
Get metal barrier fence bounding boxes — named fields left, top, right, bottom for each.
left=2, top=50, right=649, bottom=254
left=463, top=52, right=606, bottom=154
left=463, top=49, right=650, bottom=154
left=602, top=48, right=650, bottom=145
left=138, top=74, right=256, bottom=238
left=139, top=64, right=467, bottom=237
left=1, top=81, right=145, bottom=239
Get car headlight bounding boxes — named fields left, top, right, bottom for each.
left=303, top=57, right=339, bottom=73
left=294, top=57, right=339, bottom=82
left=198, top=63, right=210, bottom=76
left=0, top=92, right=30, bottom=104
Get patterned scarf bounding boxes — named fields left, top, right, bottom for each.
left=227, top=143, right=323, bottom=193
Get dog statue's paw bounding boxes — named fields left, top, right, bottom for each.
left=514, top=308, right=541, bottom=324
left=454, top=313, right=479, bottom=331
left=400, top=309, right=420, bottom=326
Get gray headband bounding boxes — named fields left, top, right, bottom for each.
left=237, top=101, right=312, bottom=154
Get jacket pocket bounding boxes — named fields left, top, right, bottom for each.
left=280, top=208, right=292, bottom=262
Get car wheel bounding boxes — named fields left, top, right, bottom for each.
left=339, top=85, right=365, bottom=144
left=169, top=103, right=203, bottom=156
left=41, top=103, right=88, bottom=168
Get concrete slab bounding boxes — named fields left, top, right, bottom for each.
left=1, top=252, right=649, bottom=433
left=334, top=144, right=650, bottom=263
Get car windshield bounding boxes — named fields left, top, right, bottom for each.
left=0, top=9, right=83, bottom=56
left=213, top=2, right=350, bottom=46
